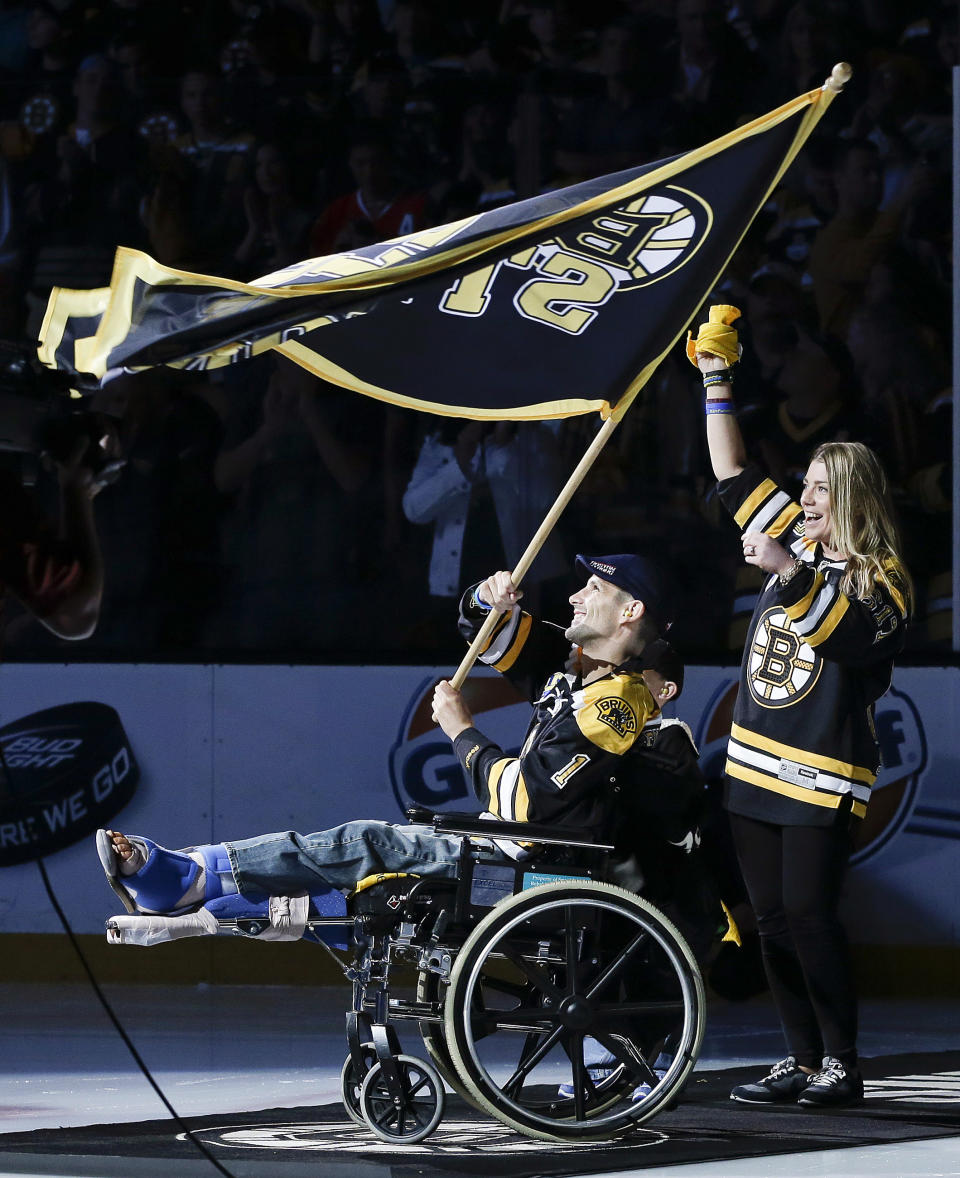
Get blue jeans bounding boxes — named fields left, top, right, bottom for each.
left=226, top=821, right=465, bottom=896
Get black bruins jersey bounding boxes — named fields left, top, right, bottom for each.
left=719, top=465, right=908, bottom=825
left=453, top=587, right=659, bottom=841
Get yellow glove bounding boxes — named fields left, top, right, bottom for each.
left=686, top=304, right=742, bottom=368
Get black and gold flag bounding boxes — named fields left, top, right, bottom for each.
left=39, top=73, right=847, bottom=422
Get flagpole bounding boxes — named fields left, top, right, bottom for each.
left=448, top=62, right=855, bottom=690
left=450, top=414, right=619, bottom=689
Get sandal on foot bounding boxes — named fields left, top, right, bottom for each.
left=96, top=828, right=141, bottom=914
left=96, top=828, right=201, bottom=914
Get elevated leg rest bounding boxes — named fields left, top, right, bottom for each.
left=106, top=886, right=349, bottom=948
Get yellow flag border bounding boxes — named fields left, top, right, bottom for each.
left=39, top=75, right=844, bottom=422
left=276, top=77, right=843, bottom=421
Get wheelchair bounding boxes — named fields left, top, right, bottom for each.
left=244, top=808, right=707, bottom=1145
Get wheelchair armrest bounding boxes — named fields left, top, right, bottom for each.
left=405, top=807, right=613, bottom=851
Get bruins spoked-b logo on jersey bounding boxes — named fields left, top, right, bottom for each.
left=747, top=605, right=822, bottom=708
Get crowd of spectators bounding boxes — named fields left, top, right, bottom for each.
left=0, top=0, right=954, bottom=663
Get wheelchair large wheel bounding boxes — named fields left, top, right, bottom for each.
left=443, top=881, right=704, bottom=1142
left=416, top=970, right=480, bottom=1108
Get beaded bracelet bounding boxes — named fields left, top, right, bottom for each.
left=778, top=558, right=806, bottom=587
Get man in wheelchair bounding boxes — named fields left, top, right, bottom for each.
left=98, top=553, right=694, bottom=940
left=96, top=554, right=718, bottom=1141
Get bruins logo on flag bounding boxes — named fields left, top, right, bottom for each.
left=440, top=185, right=713, bottom=340
left=550, top=185, right=712, bottom=291
left=40, top=72, right=850, bottom=422
left=594, top=697, right=639, bottom=738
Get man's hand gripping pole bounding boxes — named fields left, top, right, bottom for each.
left=450, top=415, right=620, bottom=689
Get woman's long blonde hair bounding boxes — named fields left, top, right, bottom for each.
left=811, top=442, right=913, bottom=612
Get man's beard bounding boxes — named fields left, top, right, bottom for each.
left=565, top=618, right=597, bottom=646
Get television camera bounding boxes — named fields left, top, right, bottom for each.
left=0, top=340, right=124, bottom=487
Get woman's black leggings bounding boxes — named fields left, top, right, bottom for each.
left=728, top=809, right=857, bottom=1070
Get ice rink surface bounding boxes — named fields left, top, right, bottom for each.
left=1, top=984, right=958, bottom=1178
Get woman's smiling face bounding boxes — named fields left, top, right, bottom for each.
left=801, top=459, right=833, bottom=548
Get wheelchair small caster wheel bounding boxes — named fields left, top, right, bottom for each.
left=340, top=1041, right=378, bottom=1126
left=360, top=1053, right=445, bottom=1143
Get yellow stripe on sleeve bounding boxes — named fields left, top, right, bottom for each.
left=486, top=758, right=512, bottom=818
left=733, top=478, right=778, bottom=528
left=478, top=611, right=512, bottom=657
left=514, top=772, right=529, bottom=822
left=768, top=502, right=803, bottom=539
left=491, top=613, right=533, bottom=672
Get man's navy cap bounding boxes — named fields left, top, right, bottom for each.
left=575, top=553, right=672, bottom=626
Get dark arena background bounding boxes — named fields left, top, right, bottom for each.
left=0, top=3, right=958, bottom=1178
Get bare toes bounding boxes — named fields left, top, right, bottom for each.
left=110, top=831, right=134, bottom=861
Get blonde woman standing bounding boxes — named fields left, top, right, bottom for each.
left=691, top=305, right=912, bottom=1109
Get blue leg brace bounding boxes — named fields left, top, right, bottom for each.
left=120, top=838, right=232, bottom=913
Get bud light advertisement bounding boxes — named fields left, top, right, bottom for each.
left=0, top=702, right=139, bottom=867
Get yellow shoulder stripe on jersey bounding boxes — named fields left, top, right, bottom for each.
left=880, top=561, right=907, bottom=615
left=805, top=591, right=849, bottom=646
left=491, top=613, right=533, bottom=672
left=734, top=478, right=778, bottom=528
left=783, top=570, right=823, bottom=620
left=577, top=675, right=654, bottom=754
left=768, top=502, right=803, bottom=539
left=730, top=722, right=876, bottom=782
left=486, top=758, right=513, bottom=818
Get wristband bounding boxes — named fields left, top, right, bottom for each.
left=471, top=589, right=492, bottom=612
left=705, top=400, right=736, bottom=415
left=703, top=369, right=734, bottom=387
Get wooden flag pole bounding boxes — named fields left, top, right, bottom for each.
left=450, top=414, right=620, bottom=689
left=448, top=63, right=858, bottom=691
